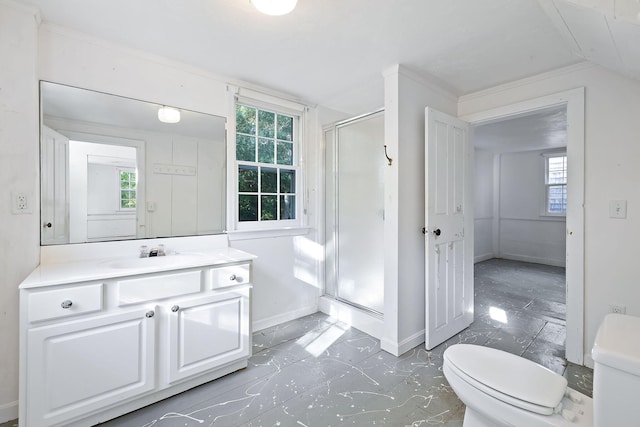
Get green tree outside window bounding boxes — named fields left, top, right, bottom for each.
left=236, top=104, right=297, bottom=223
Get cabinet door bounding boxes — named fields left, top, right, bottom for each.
left=167, top=288, right=250, bottom=383
left=26, top=307, right=157, bottom=427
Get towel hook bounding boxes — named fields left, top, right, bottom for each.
left=383, top=145, right=393, bottom=166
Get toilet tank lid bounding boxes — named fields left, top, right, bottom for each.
left=593, top=313, right=640, bottom=377
left=444, top=344, right=567, bottom=410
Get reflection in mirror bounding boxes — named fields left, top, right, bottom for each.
left=40, top=81, right=227, bottom=245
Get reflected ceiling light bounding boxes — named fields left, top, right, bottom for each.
left=157, top=106, right=180, bottom=124
left=251, top=0, right=297, bottom=16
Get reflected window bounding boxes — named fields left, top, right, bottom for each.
left=119, top=168, right=137, bottom=210
left=235, top=103, right=299, bottom=225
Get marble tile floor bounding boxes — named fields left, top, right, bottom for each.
left=7, top=258, right=593, bottom=427
left=94, top=258, right=593, bottom=427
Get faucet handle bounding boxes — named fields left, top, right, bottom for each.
left=158, top=244, right=166, bottom=256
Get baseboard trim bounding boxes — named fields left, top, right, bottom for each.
left=584, top=354, right=594, bottom=369
left=381, top=330, right=425, bottom=357
left=252, top=304, right=318, bottom=332
left=0, top=400, right=18, bottom=424
left=474, top=253, right=494, bottom=264
left=398, top=330, right=425, bottom=355
left=499, top=254, right=566, bottom=268
left=318, top=297, right=384, bottom=339
left=380, top=337, right=400, bottom=356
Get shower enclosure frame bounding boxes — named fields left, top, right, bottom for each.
left=324, top=109, right=385, bottom=317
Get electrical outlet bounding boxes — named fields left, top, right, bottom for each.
left=11, top=192, right=32, bottom=214
left=609, top=305, right=627, bottom=314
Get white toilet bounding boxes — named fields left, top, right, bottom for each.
left=443, top=313, right=640, bottom=426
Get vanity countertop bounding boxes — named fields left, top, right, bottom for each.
left=21, top=247, right=257, bottom=289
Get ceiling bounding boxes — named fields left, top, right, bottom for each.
left=472, top=105, right=567, bottom=153
left=17, top=0, right=640, bottom=115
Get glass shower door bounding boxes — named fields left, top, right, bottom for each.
left=333, top=112, right=385, bottom=314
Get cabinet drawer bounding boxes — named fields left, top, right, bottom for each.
left=117, top=270, right=203, bottom=306
left=28, top=283, right=103, bottom=323
left=209, top=263, right=250, bottom=289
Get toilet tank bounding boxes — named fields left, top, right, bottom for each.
left=592, top=313, right=640, bottom=427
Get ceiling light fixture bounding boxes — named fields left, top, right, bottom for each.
left=251, top=0, right=297, bottom=16
left=158, top=106, right=180, bottom=124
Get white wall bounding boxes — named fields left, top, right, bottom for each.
left=0, top=1, right=40, bottom=421
left=459, top=63, right=640, bottom=364
left=383, top=65, right=458, bottom=355
left=499, top=150, right=566, bottom=266
left=474, top=148, right=567, bottom=266
left=474, top=148, right=494, bottom=262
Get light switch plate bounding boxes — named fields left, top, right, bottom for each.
left=609, top=200, right=627, bottom=219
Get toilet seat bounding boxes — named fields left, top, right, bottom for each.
left=444, top=344, right=568, bottom=415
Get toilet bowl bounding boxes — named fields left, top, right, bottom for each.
left=443, top=344, right=592, bottom=426
left=443, top=313, right=640, bottom=427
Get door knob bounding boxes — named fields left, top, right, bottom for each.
left=433, top=228, right=441, bottom=237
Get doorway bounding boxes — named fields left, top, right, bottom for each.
left=472, top=104, right=568, bottom=268
left=462, top=88, right=585, bottom=364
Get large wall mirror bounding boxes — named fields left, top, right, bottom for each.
left=40, top=81, right=227, bottom=245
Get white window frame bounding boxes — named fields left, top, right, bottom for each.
left=117, top=167, right=137, bottom=212
left=227, top=87, right=307, bottom=235
left=542, top=151, right=567, bottom=217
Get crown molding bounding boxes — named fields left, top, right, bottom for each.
left=459, top=61, right=595, bottom=103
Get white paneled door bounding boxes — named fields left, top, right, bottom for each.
left=425, top=108, right=474, bottom=350
left=41, top=125, right=69, bottom=245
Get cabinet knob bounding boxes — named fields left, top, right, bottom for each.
left=60, top=300, right=73, bottom=309
left=171, top=305, right=180, bottom=313
left=145, top=310, right=155, bottom=318
left=44, top=222, right=52, bottom=228
left=230, top=274, right=237, bottom=281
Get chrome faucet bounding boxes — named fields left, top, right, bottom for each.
left=140, top=244, right=166, bottom=257
left=149, top=244, right=166, bottom=257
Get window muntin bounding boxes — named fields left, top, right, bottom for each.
left=236, top=103, right=298, bottom=224
left=119, top=169, right=137, bottom=210
left=545, top=154, right=567, bottom=215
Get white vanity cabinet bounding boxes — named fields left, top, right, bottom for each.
left=26, top=304, right=157, bottom=427
left=166, top=289, right=250, bottom=383
left=20, top=251, right=254, bottom=427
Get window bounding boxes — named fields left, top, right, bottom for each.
left=119, top=168, right=137, bottom=210
left=235, top=103, right=299, bottom=226
left=544, top=154, right=567, bottom=215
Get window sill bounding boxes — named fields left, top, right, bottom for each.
left=227, top=227, right=311, bottom=241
